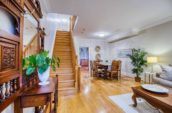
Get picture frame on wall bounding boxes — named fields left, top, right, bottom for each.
left=118, top=49, right=132, bottom=58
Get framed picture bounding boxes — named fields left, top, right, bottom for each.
left=118, top=49, right=132, bottom=58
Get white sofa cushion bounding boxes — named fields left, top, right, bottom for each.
left=159, top=65, right=172, bottom=81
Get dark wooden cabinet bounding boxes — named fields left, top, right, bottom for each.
left=15, top=77, right=58, bottom=113
left=0, top=0, right=48, bottom=113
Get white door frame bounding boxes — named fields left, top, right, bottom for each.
left=79, top=46, right=90, bottom=71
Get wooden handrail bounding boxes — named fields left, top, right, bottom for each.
left=70, top=16, right=81, bottom=92
left=70, top=16, right=77, bottom=31
left=23, top=32, right=40, bottom=57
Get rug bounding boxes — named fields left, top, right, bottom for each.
left=109, top=93, right=162, bottom=113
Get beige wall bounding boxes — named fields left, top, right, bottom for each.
left=109, top=21, right=172, bottom=76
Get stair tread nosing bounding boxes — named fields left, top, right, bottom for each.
left=59, top=80, right=75, bottom=82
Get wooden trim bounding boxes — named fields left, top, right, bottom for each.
left=70, top=19, right=81, bottom=91
left=70, top=16, right=77, bottom=31
left=0, top=71, right=20, bottom=84
left=11, top=0, right=25, bottom=13
left=0, top=0, right=25, bottom=17
left=24, top=0, right=43, bottom=21
left=0, top=29, right=20, bottom=42
left=0, top=1, right=23, bottom=112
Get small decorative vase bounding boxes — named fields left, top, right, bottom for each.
left=38, top=67, right=50, bottom=85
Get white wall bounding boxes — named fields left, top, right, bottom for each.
left=74, top=37, right=110, bottom=64
left=41, top=13, right=71, bottom=57
left=109, top=21, right=172, bottom=77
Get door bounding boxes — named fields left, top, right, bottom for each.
left=79, top=47, right=89, bottom=71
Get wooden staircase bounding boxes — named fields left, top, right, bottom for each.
left=51, top=31, right=79, bottom=96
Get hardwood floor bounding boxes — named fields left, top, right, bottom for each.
left=57, top=71, right=140, bottom=113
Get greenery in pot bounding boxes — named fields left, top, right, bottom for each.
left=22, top=51, right=60, bottom=76
left=128, top=49, right=147, bottom=82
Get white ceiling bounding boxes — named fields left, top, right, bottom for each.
left=40, top=0, right=172, bottom=40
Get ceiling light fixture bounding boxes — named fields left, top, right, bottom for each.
left=94, top=32, right=110, bottom=38
left=98, top=33, right=105, bottom=37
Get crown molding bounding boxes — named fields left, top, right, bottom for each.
left=107, top=15, right=172, bottom=43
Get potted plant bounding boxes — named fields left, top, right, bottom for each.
left=23, top=51, right=60, bottom=85
left=128, top=49, right=147, bottom=82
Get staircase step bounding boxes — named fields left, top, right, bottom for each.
left=50, top=70, right=74, bottom=77
left=55, top=40, right=70, bottom=43
left=55, top=38, right=70, bottom=42
left=52, top=31, right=76, bottom=96
left=54, top=48, right=72, bottom=52
left=54, top=51, right=71, bottom=55
left=56, top=32, right=70, bottom=34
left=58, top=55, right=72, bottom=60
left=56, top=33, right=70, bottom=35
left=50, top=72, right=74, bottom=78
left=54, top=46, right=71, bottom=52
left=56, top=36, right=70, bottom=38
left=58, top=80, right=75, bottom=88
left=54, top=42, right=71, bottom=46
left=58, top=74, right=74, bottom=81
left=59, top=59, right=73, bottom=63
left=56, top=68, right=73, bottom=74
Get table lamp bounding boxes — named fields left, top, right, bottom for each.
left=147, top=57, right=158, bottom=72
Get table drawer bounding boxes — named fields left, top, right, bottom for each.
left=21, top=94, right=51, bottom=108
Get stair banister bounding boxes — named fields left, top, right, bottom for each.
left=23, top=32, right=40, bottom=57
left=70, top=16, right=81, bottom=92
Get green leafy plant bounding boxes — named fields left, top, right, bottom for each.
left=128, top=49, right=147, bottom=77
left=23, top=51, right=60, bottom=76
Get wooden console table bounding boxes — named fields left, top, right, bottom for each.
left=132, top=86, right=172, bottom=113
left=15, top=77, right=58, bottom=113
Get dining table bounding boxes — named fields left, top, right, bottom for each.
left=100, top=62, right=111, bottom=70
left=96, top=62, right=111, bottom=79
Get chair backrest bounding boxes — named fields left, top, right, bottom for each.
left=111, top=60, right=121, bottom=71
left=90, top=60, right=93, bottom=70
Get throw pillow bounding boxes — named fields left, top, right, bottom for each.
left=159, top=65, right=172, bottom=81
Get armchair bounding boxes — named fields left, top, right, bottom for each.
left=108, top=60, right=121, bottom=80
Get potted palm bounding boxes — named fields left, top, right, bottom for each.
left=23, top=51, right=60, bottom=85
left=128, top=49, right=147, bottom=82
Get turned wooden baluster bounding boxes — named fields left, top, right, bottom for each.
left=0, top=84, right=4, bottom=103
left=12, top=79, right=16, bottom=93
left=10, top=80, right=14, bottom=94
left=16, top=78, right=20, bottom=90
left=5, top=82, right=9, bottom=99
left=13, top=78, right=19, bottom=92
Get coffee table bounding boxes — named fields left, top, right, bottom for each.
left=132, top=86, right=172, bottom=113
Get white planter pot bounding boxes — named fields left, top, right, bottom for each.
left=38, top=67, right=50, bottom=85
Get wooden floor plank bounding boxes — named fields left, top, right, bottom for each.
left=57, top=71, right=140, bottom=113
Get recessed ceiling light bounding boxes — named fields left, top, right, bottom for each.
left=94, top=32, right=110, bottom=38
left=98, top=33, right=105, bottom=37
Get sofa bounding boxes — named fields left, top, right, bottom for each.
left=152, top=64, right=172, bottom=88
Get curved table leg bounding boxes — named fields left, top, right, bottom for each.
left=132, top=94, right=137, bottom=107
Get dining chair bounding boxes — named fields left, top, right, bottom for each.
left=90, top=61, right=95, bottom=77
left=91, top=61, right=99, bottom=77
left=108, top=60, right=121, bottom=80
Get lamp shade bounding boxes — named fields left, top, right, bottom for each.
left=147, top=57, right=158, bottom=63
